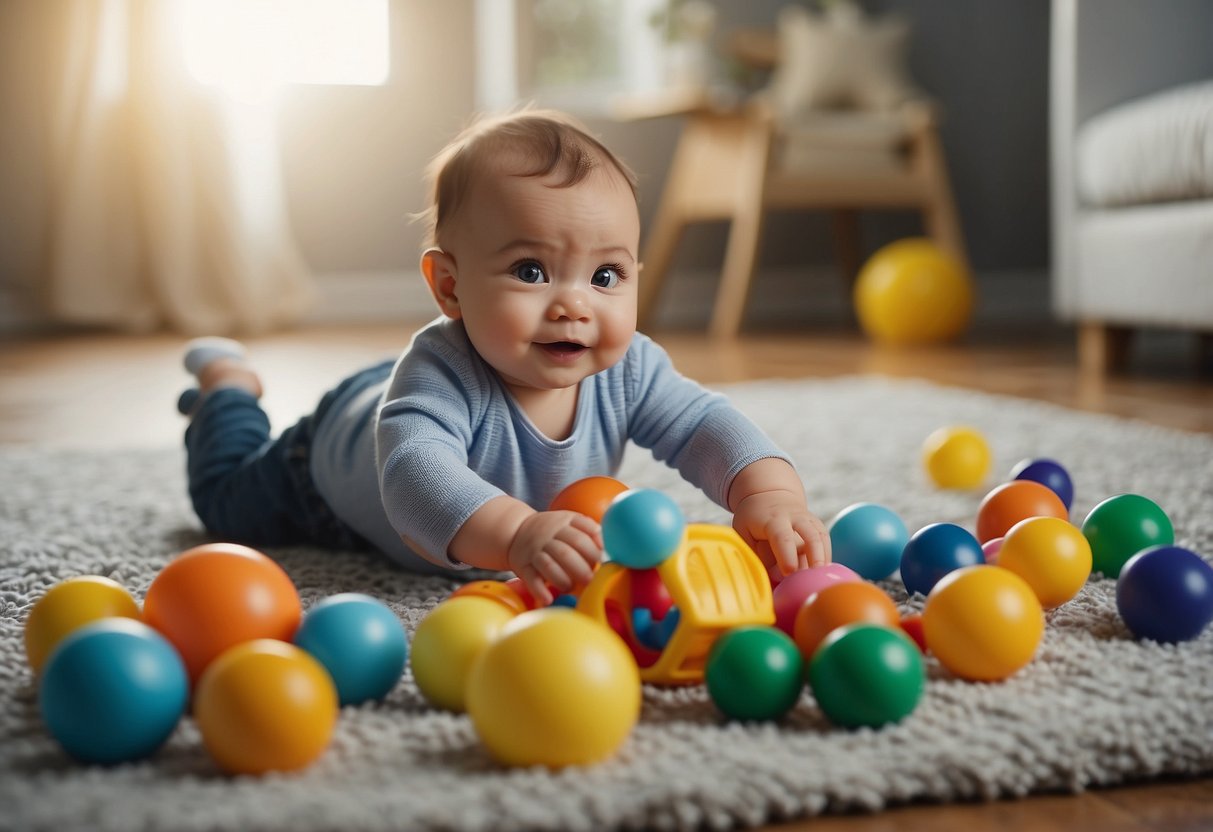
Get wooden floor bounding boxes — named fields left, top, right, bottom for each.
left=2, top=320, right=1212, bottom=830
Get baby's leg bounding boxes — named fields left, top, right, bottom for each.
left=180, top=339, right=310, bottom=546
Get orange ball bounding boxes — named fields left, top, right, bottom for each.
left=792, top=581, right=901, bottom=660
left=194, top=639, right=337, bottom=775
left=975, top=480, right=1068, bottom=543
left=549, top=476, right=630, bottom=522
left=143, top=543, right=301, bottom=683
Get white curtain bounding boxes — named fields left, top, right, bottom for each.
left=44, top=0, right=315, bottom=334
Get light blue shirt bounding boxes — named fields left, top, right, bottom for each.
left=311, top=318, right=791, bottom=573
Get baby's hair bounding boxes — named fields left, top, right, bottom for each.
left=417, top=107, right=639, bottom=249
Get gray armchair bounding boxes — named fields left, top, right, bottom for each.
left=1050, top=0, right=1213, bottom=375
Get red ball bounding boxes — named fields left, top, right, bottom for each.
left=975, top=480, right=1068, bottom=543
left=143, top=543, right=301, bottom=684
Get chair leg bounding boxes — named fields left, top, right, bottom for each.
left=912, top=122, right=968, bottom=268
left=709, top=121, right=773, bottom=339
left=637, top=201, right=688, bottom=332
left=1079, top=321, right=1133, bottom=376
left=831, top=209, right=862, bottom=291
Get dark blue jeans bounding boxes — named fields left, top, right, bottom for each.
left=183, top=363, right=390, bottom=550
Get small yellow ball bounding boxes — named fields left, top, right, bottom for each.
left=466, top=609, right=641, bottom=767
left=922, top=425, right=992, bottom=490
left=854, top=238, right=974, bottom=346
left=25, top=576, right=141, bottom=674
left=409, top=596, right=516, bottom=712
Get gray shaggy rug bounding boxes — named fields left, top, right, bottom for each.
left=2, top=376, right=1212, bottom=831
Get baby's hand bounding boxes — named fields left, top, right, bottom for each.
left=732, top=490, right=831, bottom=577
left=507, top=510, right=604, bottom=606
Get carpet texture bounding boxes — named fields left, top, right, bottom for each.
left=3, top=376, right=1213, bottom=831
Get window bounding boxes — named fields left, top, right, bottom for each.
left=181, top=0, right=390, bottom=95
left=476, top=0, right=669, bottom=113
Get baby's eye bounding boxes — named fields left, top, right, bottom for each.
left=513, top=261, right=548, bottom=284
left=591, top=266, right=622, bottom=289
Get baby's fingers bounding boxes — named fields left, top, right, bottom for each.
left=794, top=516, right=831, bottom=567
left=766, top=518, right=803, bottom=575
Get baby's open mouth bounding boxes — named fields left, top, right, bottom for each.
left=540, top=341, right=586, bottom=353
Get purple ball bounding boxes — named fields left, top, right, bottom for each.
left=1010, top=457, right=1074, bottom=510
left=1116, top=545, right=1213, bottom=643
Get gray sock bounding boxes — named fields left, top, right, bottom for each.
left=183, top=337, right=247, bottom=378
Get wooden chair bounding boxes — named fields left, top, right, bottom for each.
left=616, top=36, right=967, bottom=338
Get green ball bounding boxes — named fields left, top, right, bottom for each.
left=1082, top=494, right=1174, bottom=578
left=705, top=626, right=804, bottom=721
left=807, top=624, right=925, bottom=729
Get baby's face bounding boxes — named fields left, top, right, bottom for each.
left=440, top=161, right=640, bottom=395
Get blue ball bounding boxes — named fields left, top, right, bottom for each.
left=1116, top=546, right=1213, bottom=643
left=900, top=523, right=984, bottom=597
left=294, top=593, right=408, bottom=705
left=602, top=489, right=686, bottom=568
left=39, top=619, right=188, bottom=765
left=1009, top=457, right=1074, bottom=510
left=828, top=503, right=910, bottom=580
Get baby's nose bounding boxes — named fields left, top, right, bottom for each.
left=548, top=288, right=590, bottom=320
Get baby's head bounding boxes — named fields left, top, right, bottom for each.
left=419, top=110, right=643, bottom=397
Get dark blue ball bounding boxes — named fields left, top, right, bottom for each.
left=900, top=523, right=984, bottom=597
left=1116, top=545, right=1213, bottom=643
left=1009, top=457, right=1074, bottom=510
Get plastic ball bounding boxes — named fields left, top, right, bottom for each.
left=807, top=624, right=925, bottom=728
left=997, top=516, right=1092, bottom=609
left=771, top=563, right=862, bottom=635
left=827, top=503, right=909, bottom=580
left=293, top=593, right=407, bottom=706
left=39, top=619, right=187, bottom=765
left=1010, top=457, right=1074, bottom=510
left=1116, top=546, right=1213, bottom=643
left=449, top=580, right=531, bottom=615
left=24, top=575, right=141, bottom=674
left=1082, top=494, right=1175, bottom=579
left=194, top=639, right=338, bottom=775
left=792, top=581, right=901, bottom=660
left=854, top=238, right=974, bottom=346
left=465, top=609, right=641, bottom=767
left=705, top=626, right=804, bottom=721
left=549, top=476, right=630, bottom=522
left=142, top=543, right=301, bottom=683
left=409, top=596, right=515, bottom=712
left=900, top=523, right=984, bottom=597
left=629, top=567, right=675, bottom=619
left=975, top=480, right=1069, bottom=544
left=981, top=536, right=1005, bottom=564
left=601, top=489, right=686, bottom=568
left=922, top=565, right=1044, bottom=681
left=922, top=426, right=991, bottom=490
left=898, top=613, right=928, bottom=653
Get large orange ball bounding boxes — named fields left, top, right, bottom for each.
left=975, top=480, right=1068, bottom=544
left=143, top=543, right=301, bottom=683
left=854, top=238, right=973, bottom=346
left=792, top=581, right=901, bottom=660
left=548, top=476, right=630, bottom=522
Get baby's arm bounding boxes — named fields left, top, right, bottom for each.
left=445, top=496, right=603, bottom=606
left=728, top=457, right=831, bottom=577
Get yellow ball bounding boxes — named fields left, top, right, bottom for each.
left=922, top=565, right=1043, bottom=682
left=194, top=639, right=338, bottom=775
left=922, top=425, right=991, bottom=489
left=24, top=576, right=141, bottom=674
left=410, top=596, right=516, bottom=712
left=997, top=516, right=1092, bottom=609
left=466, top=609, right=641, bottom=767
left=854, top=238, right=974, bottom=345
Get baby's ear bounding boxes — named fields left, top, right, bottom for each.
left=421, top=248, right=461, bottom=319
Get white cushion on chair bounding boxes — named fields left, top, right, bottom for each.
left=778, top=111, right=909, bottom=175
left=1077, top=79, right=1213, bottom=208
left=766, top=2, right=917, bottom=119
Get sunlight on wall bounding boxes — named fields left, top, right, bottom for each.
left=181, top=0, right=389, bottom=99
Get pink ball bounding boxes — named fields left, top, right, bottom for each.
left=772, top=564, right=862, bottom=634
left=982, top=536, right=1005, bottom=565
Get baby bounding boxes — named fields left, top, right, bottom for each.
left=179, top=109, right=830, bottom=604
